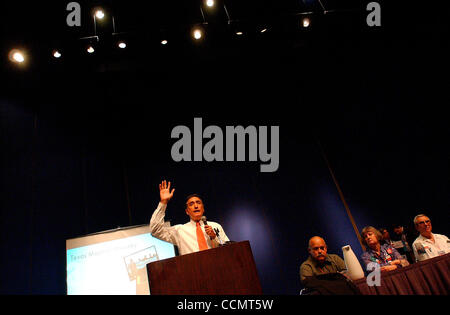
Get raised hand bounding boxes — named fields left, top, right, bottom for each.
left=159, top=180, right=175, bottom=204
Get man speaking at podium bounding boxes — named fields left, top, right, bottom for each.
left=149, top=180, right=230, bottom=256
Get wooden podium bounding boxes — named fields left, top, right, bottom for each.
left=146, top=241, right=262, bottom=295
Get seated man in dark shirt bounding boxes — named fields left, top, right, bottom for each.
left=299, top=236, right=347, bottom=284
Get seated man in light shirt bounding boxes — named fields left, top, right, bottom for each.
left=149, top=180, right=229, bottom=256
left=412, top=214, right=449, bottom=262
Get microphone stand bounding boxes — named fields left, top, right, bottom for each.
left=214, top=228, right=224, bottom=246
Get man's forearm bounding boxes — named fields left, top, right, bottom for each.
left=149, top=202, right=168, bottom=235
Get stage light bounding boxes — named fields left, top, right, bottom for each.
left=95, top=10, right=105, bottom=19
left=87, top=46, right=95, bottom=53
left=9, top=49, right=26, bottom=64
left=12, top=52, right=25, bottom=63
left=260, top=28, right=267, bottom=33
left=53, top=50, right=62, bottom=58
left=193, top=28, right=203, bottom=40
left=205, top=0, right=214, bottom=7
left=194, top=30, right=202, bottom=40
left=161, top=40, right=168, bottom=45
left=92, top=8, right=106, bottom=36
left=302, top=17, right=310, bottom=28
left=118, top=41, right=126, bottom=49
left=235, top=31, right=243, bottom=36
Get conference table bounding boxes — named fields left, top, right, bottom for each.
left=354, top=253, right=450, bottom=295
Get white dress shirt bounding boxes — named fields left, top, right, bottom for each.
left=149, top=202, right=230, bottom=256
left=412, top=233, right=450, bottom=262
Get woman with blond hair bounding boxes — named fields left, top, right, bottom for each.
left=360, top=226, right=405, bottom=272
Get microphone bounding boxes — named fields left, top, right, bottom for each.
left=202, top=216, right=224, bottom=244
left=201, top=216, right=213, bottom=240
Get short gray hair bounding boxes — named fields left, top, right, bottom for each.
left=413, top=214, right=429, bottom=225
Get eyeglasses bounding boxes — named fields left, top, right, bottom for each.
left=416, top=220, right=431, bottom=226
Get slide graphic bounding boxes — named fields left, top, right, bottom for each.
left=66, top=226, right=175, bottom=295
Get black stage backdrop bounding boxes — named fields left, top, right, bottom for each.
left=0, top=1, right=449, bottom=295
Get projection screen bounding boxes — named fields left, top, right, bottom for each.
left=66, top=224, right=176, bottom=295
